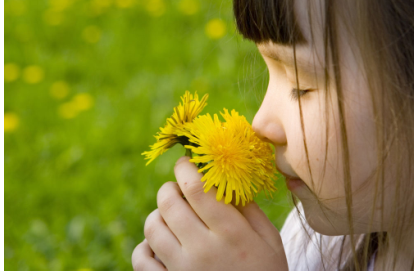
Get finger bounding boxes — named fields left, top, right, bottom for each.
left=144, top=209, right=181, bottom=266
left=174, top=156, right=251, bottom=234
left=235, top=201, right=284, bottom=252
left=157, top=181, right=208, bottom=245
left=132, top=239, right=167, bottom=271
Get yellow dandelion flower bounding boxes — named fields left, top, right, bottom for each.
left=4, top=63, right=20, bottom=82
left=178, top=0, right=199, bottom=15
left=182, top=109, right=277, bottom=206
left=142, top=91, right=208, bottom=165
left=82, top=26, right=101, bottom=44
left=205, top=19, right=226, bottom=40
left=4, top=112, right=20, bottom=132
left=23, top=65, right=44, bottom=84
left=50, top=81, right=70, bottom=100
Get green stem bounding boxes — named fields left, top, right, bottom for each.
left=185, top=148, right=192, bottom=158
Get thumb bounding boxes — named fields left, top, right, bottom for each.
left=235, top=201, right=284, bottom=252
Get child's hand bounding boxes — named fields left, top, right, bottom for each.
left=132, top=156, right=288, bottom=271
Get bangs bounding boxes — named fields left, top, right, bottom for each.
left=233, top=0, right=305, bottom=45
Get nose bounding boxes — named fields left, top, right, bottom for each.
left=252, top=98, right=287, bottom=146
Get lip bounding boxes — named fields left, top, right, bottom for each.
left=274, top=166, right=305, bottom=191
left=284, top=177, right=304, bottom=191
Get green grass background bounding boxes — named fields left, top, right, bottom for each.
left=5, top=0, right=293, bottom=269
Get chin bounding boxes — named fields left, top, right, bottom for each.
left=300, top=201, right=351, bottom=236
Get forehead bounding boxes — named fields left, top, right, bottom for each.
left=257, top=42, right=323, bottom=72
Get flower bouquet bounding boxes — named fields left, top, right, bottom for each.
left=142, top=91, right=277, bottom=206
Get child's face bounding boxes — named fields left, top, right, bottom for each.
left=253, top=1, right=392, bottom=235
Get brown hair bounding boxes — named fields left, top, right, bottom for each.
left=233, top=0, right=413, bottom=270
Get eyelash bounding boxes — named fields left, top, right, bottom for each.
left=290, top=88, right=309, bottom=101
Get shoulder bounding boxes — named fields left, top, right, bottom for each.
left=280, top=204, right=350, bottom=270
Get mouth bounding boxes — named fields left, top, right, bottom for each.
left=275, top=167, right=305, bottom=191
left=284, top=177, right=304, bottom=191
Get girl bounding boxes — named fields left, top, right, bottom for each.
left=132, top=0, right=413, bottom=270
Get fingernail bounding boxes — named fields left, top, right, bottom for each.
left=176, top=156, right=190, bottom=165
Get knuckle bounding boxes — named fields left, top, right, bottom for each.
left=158, top=193, right=176, bottom=214
left=144, top=223, right=156, bottom=241
left=132, top=259, right=149, bottom=271
left=132, top=242, right=143, bottom=258
left=157, top=182, right=179, bottom=213
left=132, top=260, right=142, bottom=271
left=157, top=181, right=176, bottom=199
left=183, top=179, right=203, bottom=200
left=132, top=243, right=147, bottom=271
left=132, top=259, right=145, bottom=271
left=144, top=210, right=159, bottom=240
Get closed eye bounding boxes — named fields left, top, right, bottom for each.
left=290, top=88, right=310, bottom=101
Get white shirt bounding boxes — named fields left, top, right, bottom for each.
left=280, top=205, right=375, bottom=271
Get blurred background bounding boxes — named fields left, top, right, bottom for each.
left=5, top=0, right=293, bottom=269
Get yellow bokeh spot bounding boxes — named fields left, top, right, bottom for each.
left=72, top=93, right=94, bottom=111
left=91, top=0, right=112, bottom=9
left=43, top=9, right=64, bottom=25
left=178, top=0, right=199, bottom=15
left=115, top=0, right=135, bottom=8
left=205, top=19, right=226, bottom=40
left=4, top=63, right=20, bottom=82
left=23, top=65, right=45, bottom=84
left=146, top=0, right=166, bottom=17
left=4, top=112, right=19, bottom=132
left=58, top=102, right=79, bottom=119
left=90, top=0, right=112, bottom=15
left=58, top=93, right=94, bottom=119
left=50, top=81, right=70, bottom=100
left=82, top=25, right=102, bottom=44
left=5, top=1, right=27, bottom=16
left=49, top=0, right=73, bottom=12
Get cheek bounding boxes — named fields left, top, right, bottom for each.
left=342, top=80, right=378, bottom=207
left=286, top=74, right=378, bottom=217
left=283, top=88, right=376, bottom=235
left=285, top=90, right=346, bottom=200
